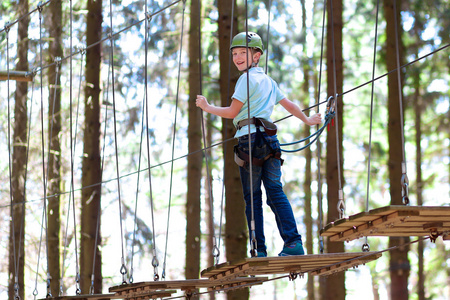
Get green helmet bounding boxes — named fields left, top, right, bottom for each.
left=230, top=32, right=264, bottom=54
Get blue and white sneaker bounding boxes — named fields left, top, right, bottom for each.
left=278, top=241, right=305, bottom=256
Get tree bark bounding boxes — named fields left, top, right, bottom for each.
left=217, top=0, right=248, bottom=299
left=8, top=1, right=29, bottom=299
left=321, top=0, right=345, bottom=299
left=81, top=0, right=103, bottom=294
left=186, top=0, right=202, bottom=291
left=383, top=1, right=410, bottom=299
left=46, top=0, right=63, bottom=295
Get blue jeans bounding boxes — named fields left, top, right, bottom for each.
left=238, top=132, right=302, bottom=255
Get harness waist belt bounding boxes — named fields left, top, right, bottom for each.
left=236, top=117, right=277, bottom=136
left=234, top=145, right=283, bottom=167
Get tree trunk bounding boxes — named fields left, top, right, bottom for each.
left=384, top=1, right=410, bottom=299
left=413, top=59, right=424, bottom=300
left=8, top=1, right=29, bottom=299
left=321, top=0, right=345, bottom=299
left=46, top=0, right=63, bottom=295
left=301, top=52, right=315, bottom=300
left=186, top=0, right=202, bottom=290
left=81, top=0, right=103, bottom=294
left=217, top=1, right=248, bottom=299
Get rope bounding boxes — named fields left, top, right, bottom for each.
left=264, top=0, right=273, bottom=74
left=393, top=0, right=410, bottom=205
left=195, top=0, right=220, bottom=265
left=315, top=0, right=328, bottom=254
left=280, top=106, right=335, bottom=153
left=140, top=2, right=160, bottom=282
left=61, top=46, right=85, bottom=295
left=162, top=0, right=187, bottom=280
left=0, top=0, right=52, bottom=35
left=15, top=79, right=34, bottom=300
left=243, top=0, right=258, bottom=258
left=215, top=0, right=238, bottom=265
left=362, top=0, right=381, bottom=252
left=5, top=19, right=20, bottom=300
left=107, top=0, right=128, bottom=284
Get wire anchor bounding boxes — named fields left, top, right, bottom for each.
left=75, top=272, right=81, bottom=295
left=337, top=189, right=345, bottom=219
left=120, top=258, right=128, bottom=284
left=46, top=273, right=52, bottom=298
left=401, top=162, right=409, bottom=205
left=14, top=276, right=20, bottom=300
left=212, top=236, right=220, bottom=264
left=89, top=274, right=95, bottom=294
left=152, top=249, right=160, bottom=281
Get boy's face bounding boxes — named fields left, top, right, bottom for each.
left=232, top=47, right=260, bottom=72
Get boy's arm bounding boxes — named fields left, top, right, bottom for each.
left=196, top=95, right=244, bottom=119
left=279, top=98, right=322, bottom=126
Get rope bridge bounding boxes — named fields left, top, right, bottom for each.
left=1, top=0, right=449, bottom=299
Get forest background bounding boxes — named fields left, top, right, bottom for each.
left=0, top=0, right=449, bottom=299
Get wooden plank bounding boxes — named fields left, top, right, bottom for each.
left=0, top=70, right=33, bottom=82
left=40, top=294, right=119, bottom=300
left=109, top=277, right=268, bottom=297
left=321, top=206, right=450, bottom=242
left=201, top=252, right=381, bottom=279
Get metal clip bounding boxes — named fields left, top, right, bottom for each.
left=4, top=21, right=11, bottom=34
left=120, top=260, right=128, bottom=285
left=37, top=1, right=44, bottom=13
left=401, top=162, right=410, bottom=205
left=337, top=189, right=345, bottom=219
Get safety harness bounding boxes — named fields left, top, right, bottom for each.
left=234, top=117, right=284, bottom=167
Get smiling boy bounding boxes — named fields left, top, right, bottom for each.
left=196, top=32, right=321, bottom=257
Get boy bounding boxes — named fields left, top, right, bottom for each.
left=196, top=32, right=321, bottom=257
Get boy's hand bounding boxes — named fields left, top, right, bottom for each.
left=196, top=95, right=209, bottom=110
left=306, top=113, right=322, bottom=126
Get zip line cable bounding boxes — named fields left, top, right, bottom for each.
left=147, top=1, right=159, bottom=281
left=5, top=19, right=19, bottom=300
left=162, top=0, right=187, bottom=280
left=244, top=0, right=259, bottom=258
left=315, top=0, right=328, bottom=254
left=107, top=0, right=129, bottom=285
left=60, top=48, right=85, bottom=295
left=128, top=7, right=151, bottom=281
left=0, top=0, right=52, bottom=35
left=60, top=0, right=81, bottom=294
left=362, top=0, right=381, bottom=253
left=196, top=0, right=220, bottom=265
left=394, top=0, right=410, bottom=206
left=215, top=0, right=238, bottom=266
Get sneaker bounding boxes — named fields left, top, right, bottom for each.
left=257, top=251, right=267, bottom=257
left=278, top=241, right=305, bottom=256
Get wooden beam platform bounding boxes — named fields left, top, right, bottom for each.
left=0, top=70, right=33, bottom=82
left=39, top=294, right=120, bottom=300
left=109, top=277, right=268, bottom=299
left=201, top=252, right=381, bottom=280
left=320, top=205, right=450, bottom=242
